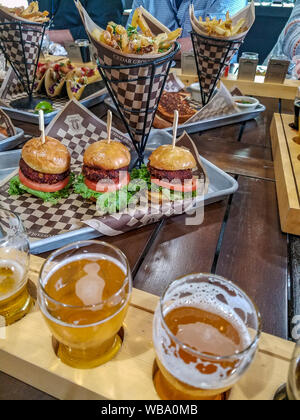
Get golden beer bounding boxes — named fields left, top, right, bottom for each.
left=153, top=274, right=261, bottom=400
left=0, top=208, right=32, bottom=326
left=0, top=260, right=32, bottom=325
left=38, top=241, right=132, bottom=369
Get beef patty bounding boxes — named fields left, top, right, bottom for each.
left=147, top=163, right=193, bottom=182
left=83, top=165, right=129, bottom=183
left=20, top=158, right=70, bottom=185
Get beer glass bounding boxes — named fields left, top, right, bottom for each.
left=274, top=341, right=300, bottom=400
left=38, top=240, right=132, bottom=369
left=153, top=273, right=261, bottom=400
left=0, top=208, right=32, bottom=325
left=287, top=341, right=300, bottom=400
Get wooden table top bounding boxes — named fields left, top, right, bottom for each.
left=0, top=96, right=299, bottom=400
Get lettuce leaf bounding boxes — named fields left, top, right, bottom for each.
left=8, top=174, right=74, bottom=205
left=130, top=165, right=198, bottom=199
left=74, top=174, right=135, bottom=215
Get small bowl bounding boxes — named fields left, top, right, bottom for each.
left=234, top=96, right=259, bottom=110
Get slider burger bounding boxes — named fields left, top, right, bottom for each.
left=74, top=140, right=131, bottom=210
left=147, top=144, right=199, bottom=203
left=9, top=136, right=72, bottom=204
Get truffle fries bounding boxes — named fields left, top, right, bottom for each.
left=91, top=7, right=182, bottom=55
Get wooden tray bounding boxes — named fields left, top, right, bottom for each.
left=172, top=69, right=300, bottom=100
left=271, top=114, right=300, bottom=236
left=0, top=255, right=296, bottom=400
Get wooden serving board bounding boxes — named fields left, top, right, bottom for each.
left=271, top=114, right=300, bottom=236
left=0, top=255, right=296, bottom=400
left=171, top=68, right=300, bottom=100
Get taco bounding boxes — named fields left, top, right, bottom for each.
left=34, top=61, right=53, bottom=92
left=44, top=61, right=74, bottom=97
left=66, top=66, right=101, bottom=100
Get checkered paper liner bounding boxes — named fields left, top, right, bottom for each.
left=0, top=9, right=45, bottom=93
left=189, top=2, right=255, bottom=102
left=157, top=73, right=239, bottom=124
left=0, top=108, right=16, bottom=137
left=0, top=100, right=208, bottom=241
left=75, top=1, right=176, bottom=143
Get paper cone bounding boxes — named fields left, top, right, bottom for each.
left=75, top=0, right=178, bottom=143
left=190, top=2, right=255, bottom=105
left=0, top=9, right=45, bottom=94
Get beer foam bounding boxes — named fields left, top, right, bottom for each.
left=153, top=278, right=258, bottom=390
left=0, top=259, right=26, bottom=300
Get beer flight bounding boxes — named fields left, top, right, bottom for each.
left=0, top=207, right=262, bottom=400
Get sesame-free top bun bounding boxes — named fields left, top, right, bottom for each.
left=84, top=140, right=131, bottom=170
left=149, top=145, right=197, bottom=171
left=22, top=136, right=70, bottom=175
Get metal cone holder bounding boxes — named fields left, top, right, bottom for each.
left=97, top=42, right=180, bottom=166
left=191, top=31, right=244, bottom=106
left=0, top=20, right=47, bottom=110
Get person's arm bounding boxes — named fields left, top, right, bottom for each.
left=264, top=0, right=300, bottom=64
left=47, top=29, right=74, bottom=44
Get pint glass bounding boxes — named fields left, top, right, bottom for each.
left=0, top=208, right=32, bottom=325
left=38, top=240, right=132, bottom=369
left=153, top=273, right=261, bottom=400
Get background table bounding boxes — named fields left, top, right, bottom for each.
left=0, top=96, right=299, bottom=400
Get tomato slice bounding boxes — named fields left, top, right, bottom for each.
left=84, top=173, right=130, bottom=193
left=19, top=170, right=70, bottom=193
left=151, top=177, right=198, bottom=193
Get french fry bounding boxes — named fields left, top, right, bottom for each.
left=231, top=18, right=246, bottom=36
left=136, top=10, right=153, bottom=38
left=1, top=1, right=49, bottom=23
left=167, top=28, right=182, bottom=42
left=198, top=11, right=247, bottom=38
left=131, top=9, right=139, bottom=28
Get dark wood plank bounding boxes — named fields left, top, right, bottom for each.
left=215, top=176, right=288, bottom=339
left=191, top=132, right=274, bottom=180
left=290, top=235, right=300, bottom=333
left=134, top=200, right=228, bottom=296
left=39, top=223, right=159, bottom=274
left=0, top=372, right=55, bottom=400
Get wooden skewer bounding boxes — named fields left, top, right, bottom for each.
left=39, top=110, right=46, bottom=145
left=172, top=110, right=179, bottom=149
left=107, top=110, right=112, bottom=143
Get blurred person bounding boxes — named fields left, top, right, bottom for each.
left=264, top=1, right=300, bottom=67
left=128, top=0, right=248, bottom=53
left=37, top=0, right=124, bottom=44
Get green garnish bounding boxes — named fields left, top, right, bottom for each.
left=127, top=24, right=138, bottom=38
left=34, top=101, right=54, bottom=114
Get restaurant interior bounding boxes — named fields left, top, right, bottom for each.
left=0, top=0, right=299, bottom=403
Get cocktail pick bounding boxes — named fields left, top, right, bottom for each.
left=39, top=110, right=46, bottom=144
left=107, top=110, right=112, bottom=144
left=172, top=110, right=179, bottom=149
